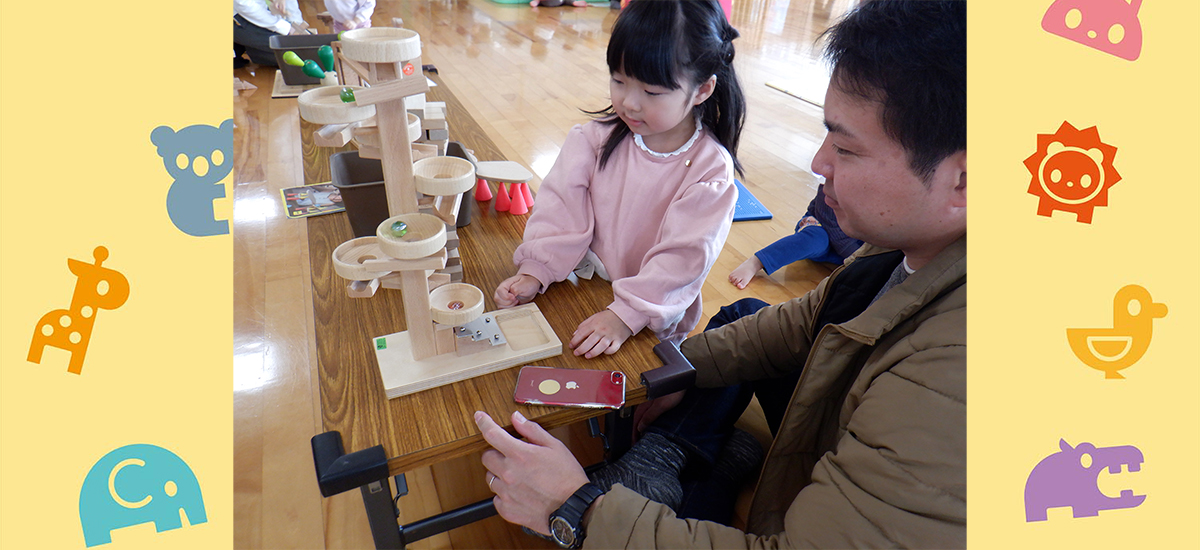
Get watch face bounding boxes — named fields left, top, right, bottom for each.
left=550, top=516, right=576, bottom=547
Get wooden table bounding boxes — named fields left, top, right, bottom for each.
left=302, top=71, right=668, bottom=548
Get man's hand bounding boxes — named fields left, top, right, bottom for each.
left=494, top=274, right=540, bottom=308
left=569, top=309, right=633, bottom=359
left=476, top=411, right=590, bottom=536
left=631, top=390, right=685, bottom=441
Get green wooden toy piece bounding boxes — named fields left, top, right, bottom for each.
left=318, top=45, right=335, bottom=73
left=302, top=60, right=326, bottom=79
left=282, top=51, right=305, bottom=67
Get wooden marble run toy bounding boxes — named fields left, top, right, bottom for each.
left=295, top=28, right=561, bottom=399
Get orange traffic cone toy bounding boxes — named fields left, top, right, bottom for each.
left=520, top=182, right=535, bottom=208
left=508, top=183, right=529, bottom=215
left=474, top=178, right=493, bottom=201
left=494, top=182, right=511, bottom=212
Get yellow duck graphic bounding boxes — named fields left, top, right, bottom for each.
left=1067, top=285, right=1166, bottom=379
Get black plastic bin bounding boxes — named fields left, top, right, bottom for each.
left=330, top=151, right=389, bottom=238
left=445, top=142, right=477, bottom=228
left=268, top=34, right=338, bottom=86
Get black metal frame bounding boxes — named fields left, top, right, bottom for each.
left=312, top=431, right=504, bottom=549
left=311, top=342, right=694, bottom=549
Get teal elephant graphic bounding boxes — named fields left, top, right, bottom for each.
left=151, top=120, right=233, bottom=236
left=79, top=444, right=207, bottom=546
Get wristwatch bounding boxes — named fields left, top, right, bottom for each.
left=548, top=482, right=606, bottom=549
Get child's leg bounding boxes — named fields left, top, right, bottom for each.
left=755, top=225, right=838, bottom=274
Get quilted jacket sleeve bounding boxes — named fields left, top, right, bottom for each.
left=680, top=276, right=827, bottom=388
left=584, top=329, right=966, bottom=549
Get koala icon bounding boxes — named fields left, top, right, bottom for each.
left=151, top=120, right=233, bottom=237
left=565, top=381, right=579, bottom=390
left=79, top=444, right=207, bottom=546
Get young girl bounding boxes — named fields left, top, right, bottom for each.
left=324, top=0, right=375, bottom=33
left=494, top=0, right=746, bottom=358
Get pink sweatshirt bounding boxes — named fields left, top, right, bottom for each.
left=515, top=121, right=737, bottom=343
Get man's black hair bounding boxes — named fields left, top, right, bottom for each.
left=822, top=0, right=966, bottom=180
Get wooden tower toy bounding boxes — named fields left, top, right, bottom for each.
left=295, top=28, right=561, bottom=399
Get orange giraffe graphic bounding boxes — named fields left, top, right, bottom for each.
left=28, top=246, right=130, bottom=374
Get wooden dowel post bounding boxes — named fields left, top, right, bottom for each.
left=376, top=99, right=418, bottom=216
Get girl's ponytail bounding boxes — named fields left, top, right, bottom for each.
left=700, top=23, right=746, bottom=177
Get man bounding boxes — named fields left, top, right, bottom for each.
left=475, top=1, right=967, bottom=547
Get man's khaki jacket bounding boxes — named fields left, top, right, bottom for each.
left=586, top=237, right=966, bottom=549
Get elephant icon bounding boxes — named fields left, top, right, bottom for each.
left=79, top=444, right=207, bottom=546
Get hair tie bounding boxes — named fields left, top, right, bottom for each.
left=722, top=25, right=740, bottom=43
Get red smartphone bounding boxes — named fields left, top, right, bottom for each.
left=513, top=366, right=626, bottom=409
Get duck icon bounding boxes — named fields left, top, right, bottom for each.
left=1067, top=285, right=1166, bottom=379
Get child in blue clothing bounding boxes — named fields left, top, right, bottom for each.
left=728, top=183, right=862, bottom=289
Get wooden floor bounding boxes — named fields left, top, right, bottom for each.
left=233, top=0, right=856, bottom=548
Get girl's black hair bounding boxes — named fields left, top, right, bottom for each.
left=587, top=0, right=746, bottom=176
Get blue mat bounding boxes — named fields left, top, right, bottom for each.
left=733, top=179, right=772, bottom=222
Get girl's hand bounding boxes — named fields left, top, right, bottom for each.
left=569, top=310, right=633, bottom=359
left=494, top=274, right=540, bottom=308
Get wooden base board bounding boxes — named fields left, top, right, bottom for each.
left=271, top=71, right=322, bottom=99
left=373, top=303, right=562, bottom=399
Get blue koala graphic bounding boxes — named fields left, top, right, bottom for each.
left=151, top=120, right=233, bottom=236
left=79, top=444, right=207, bottom=546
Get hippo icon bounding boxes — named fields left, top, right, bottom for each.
left=1024, top=439, right=1145, bottom=522
left=79, top=444, right=207, bottom=546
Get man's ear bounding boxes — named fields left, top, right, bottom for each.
left=949, top=150, right=966, bottom=208
left=693, top=75, right=717, bottom=106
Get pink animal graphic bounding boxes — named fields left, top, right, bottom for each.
left=28, top=246, right=130, bottom=375
left=1042, top=0, right=1144, bottom=61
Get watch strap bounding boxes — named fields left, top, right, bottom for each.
left=551, top=482, right=606, bottom=548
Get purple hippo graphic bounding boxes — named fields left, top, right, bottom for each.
left=1024, top=439, right=1145, bottom=522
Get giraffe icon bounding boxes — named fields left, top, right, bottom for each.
left=28, top=246, right=130, bottom=375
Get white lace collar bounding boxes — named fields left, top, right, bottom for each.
left=633, top=116, right=703, bottom=158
